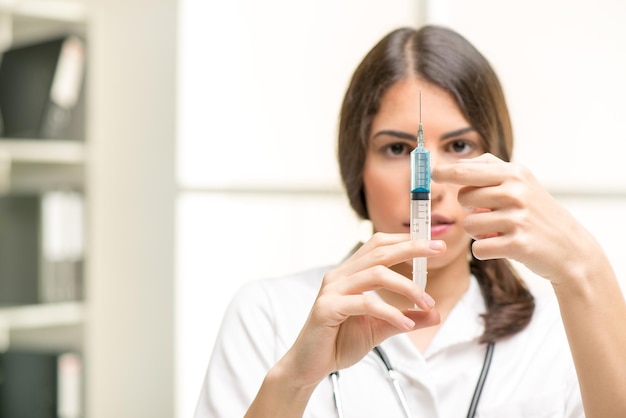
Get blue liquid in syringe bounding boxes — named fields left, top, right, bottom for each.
left=411, top=147, right=430, bottom=195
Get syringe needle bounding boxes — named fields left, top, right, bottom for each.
left=419, top=90, right=422, bottom=124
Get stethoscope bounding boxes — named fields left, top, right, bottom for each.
left=329, top=341, right=495, bottom=418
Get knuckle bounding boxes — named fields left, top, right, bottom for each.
left=512, top=164, right=531, bottom=180
left=322, top=269, right=339, bottom=284
left=370, top=231, right=389, bottom=245
left=312, top=294, right=332, bottom=312
left=361, top=294, right=377, bottom=310
left=409, top=238, right=427, bottom=250
left=509, top=229, right=532, bottom=255
left=503, top=185, right=527, bottom=209
left=451, top=164, right=469, bottom=179
left=370, top=264, right=388, bottom=277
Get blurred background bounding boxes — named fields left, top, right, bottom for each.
left=0, top=0, right=624, bottom=417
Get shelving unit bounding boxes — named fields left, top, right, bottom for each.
left=0, top=1, right=88, bottom=415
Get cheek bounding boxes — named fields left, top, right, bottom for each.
left=363, top=161, right=409, bottom=224
left=363, top=167, right=392, bottom=214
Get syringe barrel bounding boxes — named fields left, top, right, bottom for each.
left=410, top=199, right=431, bottom=240
left=411, top=147, right=430, bottom=194
left=410, top=196, right=431, bottom=290
left=410, top=145, right=431, bottom=292
left=413, top=257, right=428, bottom=290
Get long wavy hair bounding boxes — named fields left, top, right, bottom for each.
left=337, top=25, right=534, bottom=343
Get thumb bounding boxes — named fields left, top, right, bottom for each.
left=375, top=309, right=441, bottom=344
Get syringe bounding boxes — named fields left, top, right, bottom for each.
left=410, top=91, right=431, bottom=293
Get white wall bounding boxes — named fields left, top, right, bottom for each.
left=176, top=1, right=420, bottom=417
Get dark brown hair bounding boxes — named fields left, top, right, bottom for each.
left=337, top=25, right=534, bottom=343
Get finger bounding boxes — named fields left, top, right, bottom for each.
left=457, top=185, right=511, bottom=212
left=403, top=309, right=441, bottom=331
left=458, top=183, right=530, bottom=215
left=432, top=156, right=507, bottom=188
left=462, top=210, right=516, bottom=240
left=341, top=238, right=446, bottom=277
left=471, top=234, right=519, bottom=261
left=328, top=294, right=438, bottom=332
left=331, top=265, right=436, bottom=311
left=375, top=309, right=441, bottom=344
left=347, top=232, right=411, bottom=261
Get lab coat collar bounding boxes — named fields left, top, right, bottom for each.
left=423, top=275, right=486, bottom=358
left=384, top=275, right=486, bottom=367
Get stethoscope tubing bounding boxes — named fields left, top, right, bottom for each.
left=330, top=342, right=495, bottom=418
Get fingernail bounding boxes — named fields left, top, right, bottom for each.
left=424, top=292, right=436, bottom=308
left=403, top=316, right=416, bottom=330
left=429, top=240, right=444, bottom=251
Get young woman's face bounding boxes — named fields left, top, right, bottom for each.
left=363, top=77, right=485, bottom=273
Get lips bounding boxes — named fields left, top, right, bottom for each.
left=404, top=214, right=454, bottom=237
left=431, top=214, right=453, bottom=227
left=430, top=214, right=454, bottom=237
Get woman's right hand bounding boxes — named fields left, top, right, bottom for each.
left=246, top=233, right=444, bottom=417
left=278, top=232, right=443, bottom=389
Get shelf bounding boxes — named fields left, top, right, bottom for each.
left=0, top=302, right=84, bottom=351
left=0, top=0, right=86, bottom=22
left=0, top=139, right=85, bottom=193
left=0, top=301, right=84, bottom=330
left=0, top=0, right=86, bottom=51
left=0, top=139, right=84, bottom=163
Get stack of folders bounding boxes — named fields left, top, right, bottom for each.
left=0, top=35, right=86, bottom=140
left=0, top=351, right=82, bottom=418
left=0, top=195, right=40, bottom=306
left=40, top=191, right=85, bottom=303
left=0, top=191, right=84, bottom=306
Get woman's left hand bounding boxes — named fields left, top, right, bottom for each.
left=432, top=153, right=600, bottom=284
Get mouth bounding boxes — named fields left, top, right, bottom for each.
left=431, top=214, right=453, bottom=227
left=431, top=214, right=454, bottom=237
left=404, top=214, right=454, bottom=237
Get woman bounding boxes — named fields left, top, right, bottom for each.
left=195, top=26, right=626, bottom=417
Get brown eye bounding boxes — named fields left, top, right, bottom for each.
left=385, top=142, right=410, bottom=157
left=451, top=141, right=468, bottom=152
left=446, top=140, right=475, bottom=156
left=388, top=143, right=407, bottom=155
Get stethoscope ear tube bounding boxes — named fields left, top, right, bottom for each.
left=373, top=346, right=412, bottom=418
left=329, top=342, right=495, bottom=417
left=466, top=341, right=495, bottom=418
left=330, top=371, right=344, bottom=418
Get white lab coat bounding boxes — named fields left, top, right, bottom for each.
left=194, top=265, right=583, bottom=418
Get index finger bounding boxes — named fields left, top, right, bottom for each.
left=342, top=236, right=446, bottom=277
left=432, top=153, right=505, bottom=187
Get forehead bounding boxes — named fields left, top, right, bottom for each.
left=371, top=77, right=469, bottom=134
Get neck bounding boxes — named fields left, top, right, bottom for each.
left=380, top=258, right=472, bottom=353
left=382, top=258, right=471, bottom=315
left=425, top=261, right=472, bottom=310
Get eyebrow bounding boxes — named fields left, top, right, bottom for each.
left=440, top=126, right=475, bottom=140
left=372, top=130, right=416, bottom=141
left=372, top=126, right=476, bottom=142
